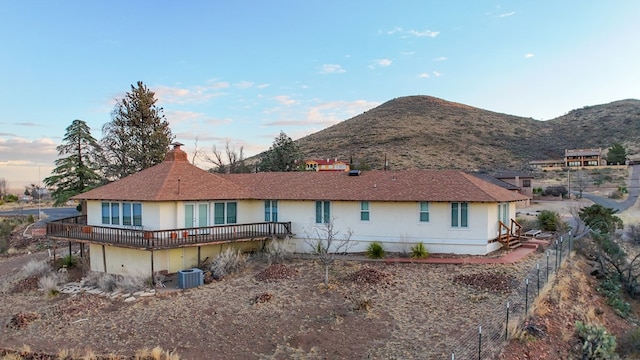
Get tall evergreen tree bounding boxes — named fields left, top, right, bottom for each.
left=257, top=131, right=302, bottom=172
left=606, top=143, right=627, bottom=165
left=44, top=119, right=103, bottom=206
left=102, top=81, right=173, bottom=180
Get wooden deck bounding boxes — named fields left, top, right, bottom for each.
left=46, top=216, right=293, bottom=250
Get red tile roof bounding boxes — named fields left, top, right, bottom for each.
left=74, top=146, right=528, bottom=203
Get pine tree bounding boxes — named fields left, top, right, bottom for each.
left=606, top=143, right=627, bottom=165
left=44, top=119, right=103, bottom=206
left=257, top=131, right=302, bottom=172
left=102, top=81, right=174, bottom=180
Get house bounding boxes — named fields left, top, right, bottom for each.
left=47, top=143, right=529, bottom=277
left=565, top=148, right=603, bottom=167
left=305, top=158, right=350, bottom=172
left=493, top=171, right=534, bottom=202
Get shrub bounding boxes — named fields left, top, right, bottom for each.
left=38, top=272, right=66, bottom=295
left=597, top=278, right=631, bottom=318
left=575, top=321, right=617, bottom=360
left=609, top=191, right=623, bottom=200
left=264, top=237, right=292, bottom=264
left=619, top=327, right=640, bottom=357
left=84, top=271, right=118, bottom=292
left=537, top=210, right=562, bottom=231
left=59, top=255, right=78, bottom=268
left=410, top=242, right=429, bottom=259
left=115, top=271, right=150, bottom=292
left=366, top=242, right=385, bottom=259
left=22, top=260, right=51, bottom=278
left=209, top=247, right=248, bottom=280
left=27, top=214, right=35, bottom=223
left=543, top=185, right=568, bottom=197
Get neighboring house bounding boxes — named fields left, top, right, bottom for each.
left=565, top=148, right=603, bottom=167
left=47, top=143, right=529, bottom=277
left=528, top=159, right=565, bottom=169
left=493, top=171, right=534, bottom=202
left=305, top=158, right=350, bottom=172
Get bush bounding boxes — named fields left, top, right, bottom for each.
left=575, top=321, right=617, bottom=360
left=85, top=271, right=118, bottom=292
left=59, top=255, right=78, bottom=269
left=27, top=214, right=35, bottom=223
left=115, top=271, right=150, bottom=292
left=263, top=237, right=292, bottom=264
left=38, top=272, right=67, bottom=295
left=22, top=260, right=51, bottom=278
left=366, top=242, right=385, bottom=259
left=597, top=278, right=631, bottom=318
left=543, top=185, right=568, bottom=197
left=410, top=242, right=429, bottom=259
left=209, top=247, right=248, bottom=280
left=537, top=210, right=562, bottom=231
left=619, top=327, right=640, bottom=357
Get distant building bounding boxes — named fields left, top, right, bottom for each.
left=564, top=148, right=603, bottom=167
left=529, top=148, right=605, bottom=169
left=305, top=159, right=350, bottom=172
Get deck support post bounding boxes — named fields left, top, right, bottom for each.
left=197, top=246, right=201, bottom=268
left=68, top=241, right=72, bottom=257
left=102, top=245, right=107, bottom=272
left=150, top=250, right=155, bottom=286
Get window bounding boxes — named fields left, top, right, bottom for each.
left=360, top=201, right=370, bottom=221
left=214, top=201, right=237, bottom=224
left=451, top=202, right=468, bottom=228
left=498, top=203, right=509, bottom=224
left=419, top=202, right=429, bottom=222
left=265, top=200, right=278, bottom=222
left=522, top=179, right=531, bottom=188
left=101, top=202, right=110, bottom=224
left=122, top=202, right=143, bottom=226
left=315, top=201, right=330, bottom=223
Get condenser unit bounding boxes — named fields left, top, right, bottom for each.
left=177, top=268, right=204, bottom=289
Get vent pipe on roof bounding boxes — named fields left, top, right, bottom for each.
left=178, top=178, right=181, bottom=195
left=348, top=170, right=361, bottom=176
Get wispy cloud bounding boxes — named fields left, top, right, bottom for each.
left=369, top=59, right=393, bottom=69
left=433, top=71, right=442, bottom=77
left=165, top=110, right=205, bottom=124
left=274, top=95, right=296, bottom=105
left=319, top=64, right=346, bottom=74
left=15, top=122, right=42, bottom=127
left=499, top=11, right=516, bottom=18
left=154, top=82, right=230, bottom=104
left=0, top=132, right=16, bottom=136
left=433, top=56, right=448, bottom=62
left=525, top=53, right=535, bottom=58
left=385, top=27, right=439, bottom=38
left=0, top=137, right=57, bottom=163
left=418, top=73, right=430, bottom=78
left=263, top=100, right=379, bottom=129
left=407, top=29, right=439, bottom=38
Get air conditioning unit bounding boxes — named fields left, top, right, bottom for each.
left=177, top=268, right=204, bottom=289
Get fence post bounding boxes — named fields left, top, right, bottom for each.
left=505, top=301, right=510, bottom=340
left=559, top=237, right=563, bottom=265
left=555, top=240, right=559, bottom=270
left=525, top=278, right=529, bottom=313
left=546, top=251, right=550, bottom=282
left=536, top=263, right=540, bottom=296
left=478, top=326, right=482, bottom=360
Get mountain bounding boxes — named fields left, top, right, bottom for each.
left=294, top=96, right=640, bottom=171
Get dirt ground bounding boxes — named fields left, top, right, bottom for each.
left=1, top=197, right=639, bottom=359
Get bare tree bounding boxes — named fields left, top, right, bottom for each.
left=201, top=140, right=248, bottom=174
left=191, top=135, right=202, bottom=165
left=305, top=220, right=354, bottom=287
left=0, top=178, right=7, bottom=198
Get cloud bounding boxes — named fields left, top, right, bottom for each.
left=234, top=81, right=254, bottom=89
left=433, top=56, right=448, bottom=61
left=154, top=82, right=229, bottom=104
left=433, top=71, right=442, bottom=77
left=376, top=59, right=392, bottom=67
left=386, top=26, right=403, bottom=35
left=165, top=110, right=205, bottom=124
left=407, top=29, right=439, bottom=38
left=0, top=132, right=16, bottom=136
left=499, top=11, right=516, bottom=18
left=263, top=100, right=379, bottom=129
left=15, top=122, right=42, bottom=127
left=274, top=95, right=296, bottom=105
left=319, top=64, right=346, bottom=74
left=525, top=53, right=535, bottom=58
left=418, top=73, right=430, bottom=78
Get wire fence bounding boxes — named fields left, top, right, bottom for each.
left=447, top=231, right=586, bottom=359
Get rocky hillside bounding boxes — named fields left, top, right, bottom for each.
left=293, top=96, right=640, bottom=171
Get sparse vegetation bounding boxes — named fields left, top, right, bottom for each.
left=366, top=242, right=385, bottom=259
left=537, top=210, right=563, bottom=231
left=410, top=242, right=429, bottom=259
left=575, top=321, right=618, bottom=360
left=208, top=247, right=248, bottom=280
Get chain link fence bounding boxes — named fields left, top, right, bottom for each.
left=447, top=231, right=586, bottom=359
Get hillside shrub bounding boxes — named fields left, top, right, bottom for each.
left=366, top=242, right=385, bottom=259
left=543, top=185, right=568, bottom=197
left=537, top=210, right=562, bottom=231
left=597, top=277, right=631, bottom=318
left=410, top=242, right=429, bottom=259
left=209, top=247, right=248, bottom=280
left=575, top=321, right=617, bottom=360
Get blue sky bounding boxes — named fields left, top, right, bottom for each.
left=1, top=1, right=639, bottom=189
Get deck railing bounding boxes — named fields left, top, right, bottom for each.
left=46, top=216, right=292, bottom=250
